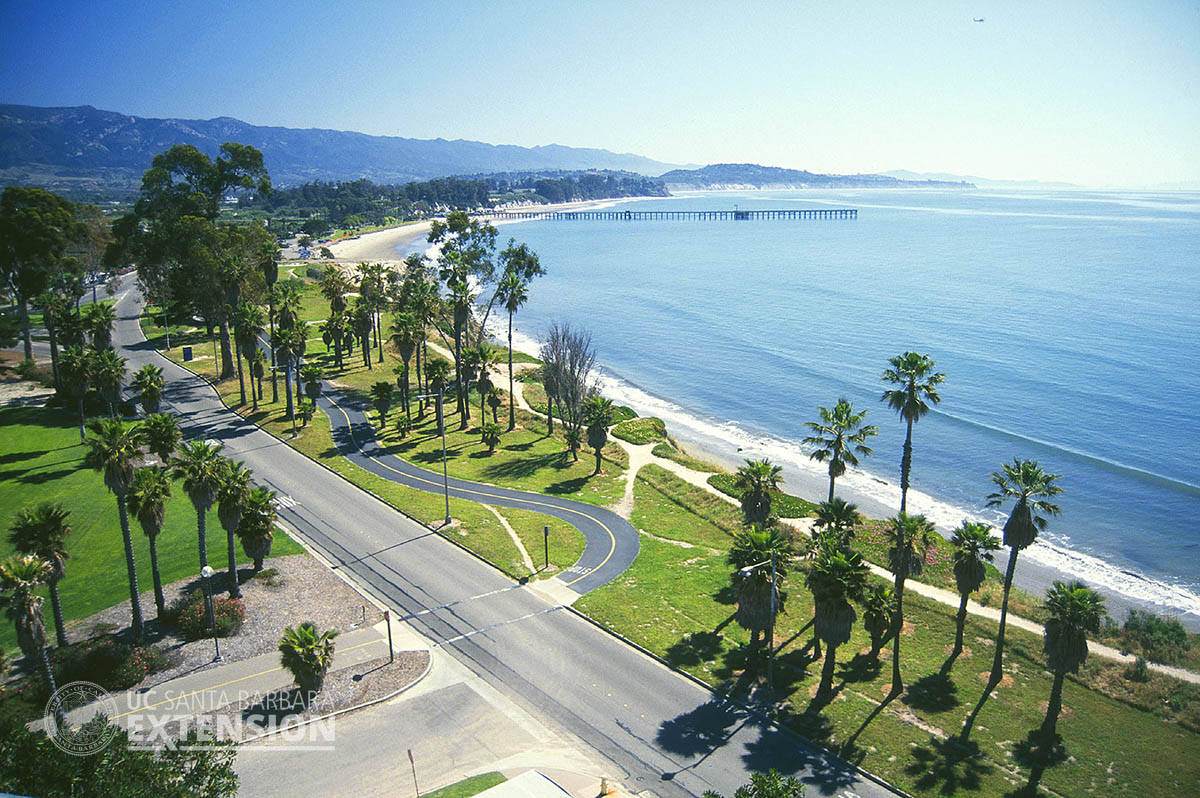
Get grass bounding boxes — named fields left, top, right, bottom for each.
left=611, top=416, right=667, bottom=445
left=651, top=441, right=725, bottom=473
left=577, top=467, right=1200, bottom=797
left=0, top=404, right=304, bottom=653
left=707, top=473, right=818, bottom=518
left=424, top=772, right=506, bottom=798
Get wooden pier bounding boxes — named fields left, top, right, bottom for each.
left=487, top=208, right=857, bottom=221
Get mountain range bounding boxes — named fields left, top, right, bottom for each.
left=660, top=163, right=971, bottom=190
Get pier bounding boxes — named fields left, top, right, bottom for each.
left=487, top=208, right=857, bottom=221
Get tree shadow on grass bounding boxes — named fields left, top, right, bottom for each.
left=837, top=652, right=884, bottom=685
left=18, top=467, right=78, bottom=485
left=842, top=688, right=900, bottom=753
left=480, top=451, right=565, bottom=481
left=413, top=447, right=463, bottom=465
left=665, top=630, right=726, bottom=669
left=0, top=449, right=49, bottom=465
left=503, top=441, right=533, bottom=452
left=1007, top=730, right=1068, bottom=797
left=712, top=583, right=737, bottom=606
left=906, top=735, right=993, bottom=794
left=546, top=476, right=590, bottom=495
left=903, top=671, right=960, bottom=713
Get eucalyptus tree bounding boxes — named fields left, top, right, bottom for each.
left=1039, top=581, right=1105, bottom=739
left=143, top=412, right=181, bottom=464
left=0, top=555, right=62, bottom=711
left=498, top=269, right=529, bottom=430
left=237, top=485, right=277, bottom=572
left=58, top=344, right=94, bottom=440
left=539, top=321, right=596, bottom=446
left=131, top=363, right=165, bottom=414
left=8, top=503, right=73, bottom=647
left=803, top=397, right=878, bottom=503
left=885, top=512, right=936, bottom=695
left=83, top=417, right=146, bottom=640
left=171, top=440, right=227, bottom=571
left=986, top=457, right=1063, bottom=685
left=948, top=520, right=1001, bottom=663
left=126, top=466, right=172, bottom=617
left=728, top=526, right=796, bottom=672
left=806, top=541, right=869, bottom=704
left=734, top=459, right=783, bottom=526
left=473, top=240, right=543, bottom=351
left=880, top=351, right=945, bottom=514
left=811, top=497, right=862, bottom=551
left=583, top=395, right=615, bottom=476
left=217, top=460, right=253, bottom=598
left=389, top=311, right=420, bottom=428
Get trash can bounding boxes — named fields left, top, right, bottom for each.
left=182, top=346, right=193, bottom=361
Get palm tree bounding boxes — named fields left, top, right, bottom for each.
left=370, top=381, right=394, bottom=428
left=127, top=467, right=172, bottom=618
left=487, top=387, right=502, bottom=424
left=352, top=299, right=374, bottom=370
left=861, top=584, right=894, bottom=660
left=232, top=301, right=265, bottom=408
left=247, top=346, right=266, bottom=408
left=58, top=344, right=94, bottom=441
left=390, top=311, right=420, bottom=428
left=171, top=439, right=227, bottom=571
left=237, top=485, right=277, bottom=572
left=82, top=301, right=116, bottom=350
left=498, top=271, right=528, bottom=430
left=131, top=363, right=165, bottom=414
left=728, top=526, right=795, bottom=672
left=91, top=348, right=126, bottom=417
left=986, top=458, right=1063, bottom=685
left=1039, top=581, right=1105, bottom=739
left=481, top=422, right=502, bottom=453
left=36, top=291, right=71, bottom=391
left=217, top=460, right=253, bottom=598
left=583, top=395, right=615, bottom=476
left=425, top=358, right=452, bottom=435
left=806, top=541, right=869, bottom=704
left=734, top=459, right=783, bottom=526
left=83, top=417, right=145, bottom=640
left=8, top=503, right=72, bottom=647
left=472, top=345, right=499, bottom=423
left=405, top=272, right=440, bottom=412
left=279, top=621, right=338, bottom=706
left=301, top=363, right=323, bottom=407
left=701, top=769, right=805, bottom=798
left=880, top=352, right=945, bottom=514
left=143, top=412, right=181, bottom=465
left=0, top=555, right=62, bottom=713
left=803, top=398, right=878, bottom=502
left=885, top=512, right=936, bottom=695
left=812, top=498, right=862, bottom=551
left=949, top=521, right=1001, bottom=663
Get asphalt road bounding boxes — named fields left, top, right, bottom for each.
left=110, top=287, right=895, bottom=798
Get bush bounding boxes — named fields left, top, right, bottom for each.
left=109, top=645, right=170, bottom=690
left=611, top=416, right=667, bottom=445
left=172, top=589, right=246, bottom=641
left=1123, top=610, right=1190, bottom=664
left=15, top=358, right=44, bottom=383
left=611, top=405, right=638, bottom=424
left=706, top=474, right=818, bottom=519
left=52, top=636, right=170, bottom=691
left=1125, top=656, right=1150, bottom=682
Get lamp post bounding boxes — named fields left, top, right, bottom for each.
left=738, top=550, right=777, bottom=695
left=200, top=565, right=223, bottom=662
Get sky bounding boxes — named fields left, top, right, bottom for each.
left=2, top=0, right=1198, bottom=185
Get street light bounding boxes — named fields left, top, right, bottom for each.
left=738, top=551, right=777, bottom=695
left=200, top=565, right=223, bottom=662
left=415, top=382, right=451, bottom=526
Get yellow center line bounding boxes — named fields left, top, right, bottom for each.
left=108, top=638, right=384, bottom=721
left=327, top=397, right=617, bottom=587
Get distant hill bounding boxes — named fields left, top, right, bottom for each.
left=0, top=104, right=682, bottom=197
left=883, top=169, right=1077, bottom=189
left=659, top=163, right=972, bottom=190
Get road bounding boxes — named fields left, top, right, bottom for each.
left=110, top=287, right=895, bottom=797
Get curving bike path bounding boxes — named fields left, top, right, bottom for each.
left=316, top=387, right=639, bottom=594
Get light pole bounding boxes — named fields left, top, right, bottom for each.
left=738, top=550, right=777, bottom=695
left=200, top=565, right=223, bottom=662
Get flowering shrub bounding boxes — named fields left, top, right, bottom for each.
left=110, top=645, right=170, bottom=689
left=51, top=636, right=169, bottom=691
left=173, top=589, right=246, bottom=640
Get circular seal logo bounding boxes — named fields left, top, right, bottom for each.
left=45, top=680, right=120, bottom=756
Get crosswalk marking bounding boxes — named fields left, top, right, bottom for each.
left=274, top=494, right=297, bottom=509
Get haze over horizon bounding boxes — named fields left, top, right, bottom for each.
left=2, top=0, right=1198, bottom=187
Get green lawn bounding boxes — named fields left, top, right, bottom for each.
left=651, top=441, right=725, bottom=473
left=0, top=404, right=304, bottom=653
left=424, top=772, right=506, bottom=798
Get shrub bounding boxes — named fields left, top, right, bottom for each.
left=1123, top=610, right=1191, bottom=664
left=51, top=636, right=169, bottom=691
left=172, top=589, right=246, bottom=641
left=1125, top=656, right=1150, bottom=682
left=109, top=645, right=170, bottom=690
left=611, top=405, right=638, bottom=424
left=15, top=358, right=44, bottom=383
left=611, top=416, right=667, bottom=445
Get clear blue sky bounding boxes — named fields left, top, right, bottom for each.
left=2, top=0, right=1197, bottom=185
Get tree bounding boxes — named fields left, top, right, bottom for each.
left=131, top=363, right=165, bottom=414
left=986, top=457, right=1063, bottom=685
left=0, top=556, right=62, bottom=715
left=279, top=621, right=338, bottom=706
left=216, top=460, right=252, bottom=598
left=127, top=467, right=172, bottom=618
left=247, top=346, right=266, bottom=405
left=470, top=345, right=499, bottom=423
left=237, top=485, right=277, bottom=572
left=232, top=301, right=265, bottom=409
left=806, top=541, right=869, bottom=704
left=91, top=348, right=127, bottom=417
left=803, top=398, right=877, bottom=503
left=82, top=301, right=116, bottom=350
left=583, top=395, right=614, bottom=475
left=370, top=381, right=394, bottom=427
left=539, top=322, right=596, bottom=446
left=497, top=270, right=528, bottom=430
left=861, top=584, right=894, bottom=660
left=880, top=352, right=945, bottom=514
left=143, top=412, right=181, bottom=464
left=8, top=503, right=72, bottom=648
left=728, top=526, right=795, bottom=671
left=734, top=459, right=783, bottom=526
left=701, top=769, right=805, bottom=798
left=481, top=422, right=502, bottom=453
left=58, top=345, right=94, bottom=441
left=885, top=512, right=936, bottom=695
left=949, top=521, right=1001, bottom=663
left=83, top=417, right=145, bottom=640
left=487, top=387, right=502, bottom=425
left=389, top=311, right=420, bottom=429
left=1040, top=581, right=1105, bottom=739
left=351, top=298, right=374, bottom=370
left=35, top=291, right=73, bottom=390
left=171, top=440, right=226, bottom=571
left=811, top=498, right=862, bottom=551
left=425, top=358, right=452, bottom=435
left=0, top=186, right=82, bottom=361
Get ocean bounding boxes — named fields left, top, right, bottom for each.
left=424, top=189, right=1200, bottom=624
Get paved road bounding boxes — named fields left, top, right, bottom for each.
left=317, top=387, right=637, bottom=594
left=111, top=287, right=895, bottom=798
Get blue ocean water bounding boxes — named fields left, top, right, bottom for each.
left=469, top=190, right=1200, bottom=618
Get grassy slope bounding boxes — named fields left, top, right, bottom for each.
left=0, top=404, right=304, bottom=652
left=577, top=467, right=1200, bottom=797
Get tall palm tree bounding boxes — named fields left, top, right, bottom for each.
left=83, top=417, right=145, bottom=640
left=247, top=345, right=266, bottom=407
left=806, top=541, right=869, bottom=704
left=143, top=412, right=181, bottom=465
left=91, top=348, right=126, bottom=417
left=58, top=344, right=94, bottom=441
left=880, top=352, right=945, bottom=514
left=352, top=298, right=374, bottom=370
left=498, top=271, right=528, bottom=430
left=425, top=358, right=452, bottom=435
left=734, top=459, right=783, bottom=526
left=885, top=512, right=936, bottom=695
left=82, top=301, right=116, bottom=350
left=583, top=395, right=615, bottom=476
left=390, top=310, right=420, bottom=429
left=405, top=272, right=440, bottom=412
left=130, top=363, right=164, bottom=414
left=1039, top=581, right=1105, bottom=739
left=127, top=466, right=172, bottom=618
left=728, top=526, right=795, bottom=672
left=472, top=345, right=499, bottom=423
left=171, top=439, right=227, bottom=571
left=36, top=291, right=72, bottom=390
left=812, top=498, right=862, bottom=551
left=8, top=503, right=72, bottom=647
left=948, top=520, right=1001, bottom=663
left=237, top=485, right=277, bottom=572
left=986, top=457, right=1063, bottom=685
left=803, top=398, right=878, bottom=502
left=216, top=460, right=252, bottom=598
left=232, top=301, right=265, bottom=408
left=0, top=555, right=62, bottom=715
left=262, top=253, right=280, bottom=402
